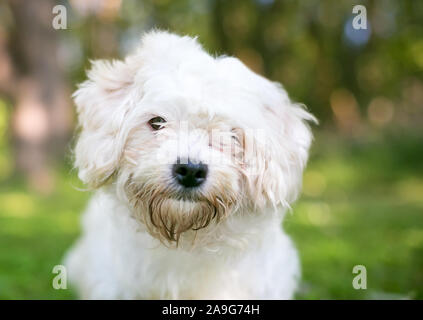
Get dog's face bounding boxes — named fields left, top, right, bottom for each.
left=73, top=32, right=315, bottom=243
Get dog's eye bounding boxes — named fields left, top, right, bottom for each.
left=148, top=117, right=166, bottom=130
left=231, top=128, right=243, bottom=145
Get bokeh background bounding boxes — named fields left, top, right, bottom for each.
left=0, top=0, right=422, bottom=299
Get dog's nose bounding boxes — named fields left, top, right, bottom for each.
left=172, top=159, right=208, bottom=188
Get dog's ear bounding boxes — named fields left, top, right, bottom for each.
left=73, top=59, right=137, bottom=188
left=244, top=81, right=316, bottom=208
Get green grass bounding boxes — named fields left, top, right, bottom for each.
left=287, top=132, right=423, bottom=299
left=0, top=132, right=422, bottom=299
left=0, top=170, right=89, bottom=299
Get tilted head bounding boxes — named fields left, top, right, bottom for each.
left=73, top=31, right=316, bottom=244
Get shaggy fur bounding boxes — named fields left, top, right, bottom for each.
left=64, top=31, right=316, bottom=299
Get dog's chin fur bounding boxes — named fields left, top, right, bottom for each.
left=125, top=178, right=236, bottom=244
left=64, top=31, right=316, bottom=299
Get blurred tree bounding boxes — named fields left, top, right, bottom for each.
left=0, top=0, right=422, bottom=189
left=1, top=0, right=72, bottom=191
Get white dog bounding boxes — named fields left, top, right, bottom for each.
left=64, top=31, right=315, bottom=299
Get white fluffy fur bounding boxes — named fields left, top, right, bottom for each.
left=64, top=31, right=315, bottom=299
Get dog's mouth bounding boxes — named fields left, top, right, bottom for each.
left=144, top=194, right=225, bottom=243
left=169, top=190, right=203, bottom=202
left=125, top=179, right=236, bottom=243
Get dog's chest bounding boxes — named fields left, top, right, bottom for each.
left=123, top=244, right=249, bottom=299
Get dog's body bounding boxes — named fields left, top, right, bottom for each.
left=66, top=191, right=299, bottom=299
left=65, top=31, right=315, bottom=299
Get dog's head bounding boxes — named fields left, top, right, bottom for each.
left=73, top=31, right=316, bottom=244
